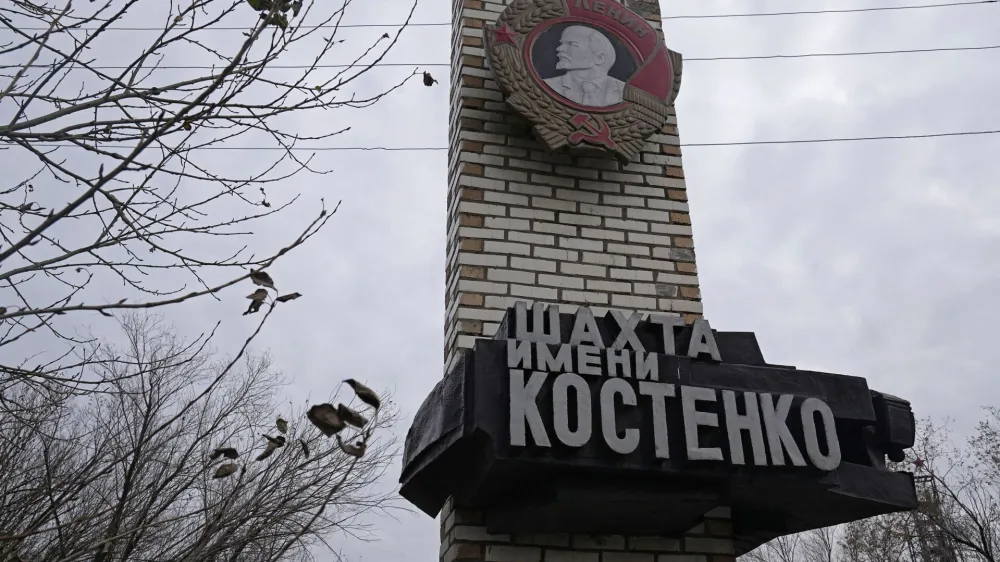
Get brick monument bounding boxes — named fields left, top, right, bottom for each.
left=444, top=0, right=725, bottom=559
left=399, top=0, right=920, bottom=560
left=445, top=0, right=698, bottom=376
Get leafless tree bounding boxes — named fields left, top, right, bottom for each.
left=801, top=527, right=837, bottom=562
left=906, top=414, right=998, bottom=562
left=0, top=0, right=419, bottom=401
left=743, top=528, right=843, bottom=562
left=743, top=534, right=803, bottom=562
left=740, top=495, right=918, bottom=561
left=840, top=510, right=917, bottom=562
left=0, top=312, right=399, bottom=562
left=744, top=413, right=1000, bottom=562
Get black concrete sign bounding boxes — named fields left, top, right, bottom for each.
left=400, top=303, right=918, bottom=554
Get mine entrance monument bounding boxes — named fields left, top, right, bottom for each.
left=401, top=304, right=917, bottom=553
left=399, top=0, right=919, bottom=557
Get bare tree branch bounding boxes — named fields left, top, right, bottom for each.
left=0, top=313, right=400, bottom=562
left=0, top=0, right=416, bottom=397
left=0, top=2, right=412, bottom=559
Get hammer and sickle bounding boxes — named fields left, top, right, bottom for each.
left=568, top=113, right=616, bottom=150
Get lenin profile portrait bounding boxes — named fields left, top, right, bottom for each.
left=535, top=24, right=635, bottom=108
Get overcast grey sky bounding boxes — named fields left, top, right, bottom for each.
left=220, top=0, right=1000, bottom=559
left=287, top=0, right=998, bottom=559
left=5, top=0, right=1000, bottom=560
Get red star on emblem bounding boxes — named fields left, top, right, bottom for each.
left=493, top=24, right=517, bottom=46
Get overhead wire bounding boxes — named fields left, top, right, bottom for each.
left=26, top=129, right=1000, bottom=152
left=9, top=1, right=998, bottom=153
left=14, top=0, right=998, bottom=31
left=6, top=43, right=1000, bottom=71
left=7, top=1, right=997, bottom=71
left=662, top=0, right=996, bottom=19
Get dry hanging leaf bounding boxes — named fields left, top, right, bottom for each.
left=276, top=292, right=302, bottom=303
left=247, top=289, right=268, bottom=301
left=256, top=434, right=286, bottom=461
left=210, top=447, right=239, bottom=460
left=262, top=434, right=285, bottom=445
left=336, top=434, right=366, bottom=458
left=422, top=72, right=438, bottom=86
left=243, top=299, right=263, bottom=316
left=213, top=463, right=239, bottom=479
left=250, top=269, right=275, bottom=289
left=307, top=403, right=346, bottom=436
left=276, top=417, right=288, bottom=434
left=337, top=403, right=368, bottom=428
left=344, top=379, right=381, bottom=410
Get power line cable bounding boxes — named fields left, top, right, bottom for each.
left=26, top=128, right=1000, bottom=151
left=6, top=43, right=999, bottom=71
left=687, top=43, right=1000, bottom=61
left=14, top=0, right=997, bottom=31
left=664, top=0, right=996, bottom=19
left=681, top=128, right=1000, bottom=147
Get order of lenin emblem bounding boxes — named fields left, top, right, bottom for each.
left=484, top=0, right=683, bottom=164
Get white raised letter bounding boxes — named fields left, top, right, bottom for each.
left=648, top=314, right=684, bottom=355
left=510, top=370, right=551, bottom=447
left=569, top=307, right=605, bottom=348
left=687, top=319, right=722, bottom=361
left=600, top=378, right=640, bottom=454
left=609, top=310, right=646, bottom=352
left=759, top=393, right=806, bottom=467
left=634, top=351, right=659, bottom=381
left=801, top=398, right=842, bottom=471
left=553, top=373, right=592, bottom=447
left=577, top=345, right=602, bottom=376
left=639, top=381, right=675, bottom=458
left=507, top=339, right=532, bottom=369
left=515, top=301, right=561, bottom=344
left=722, top=390, right=767, bottom=466
left=681, top=385, right=723, bottom=461
left=537, top=343, right=572, bottom=372
left=606, top=348, right=631, bottom=378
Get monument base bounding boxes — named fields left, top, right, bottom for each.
left=440, top=497, right=735, bottom=562
left=404, top=307, right=918, bottom=557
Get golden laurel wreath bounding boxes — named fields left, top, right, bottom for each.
left=484, top=0, right=683, bottom=164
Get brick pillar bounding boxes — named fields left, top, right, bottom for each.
left=445, top=0, right=703, bottom=375
left=443, top=0, right=726, bottom=559
left=440, top=499, right=736, bottom=562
